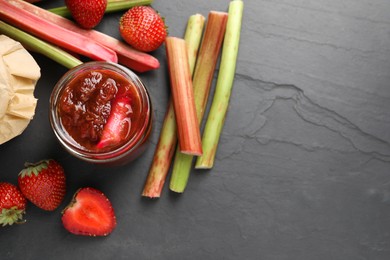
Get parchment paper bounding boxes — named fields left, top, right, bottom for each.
left=0, top=35, right=41, bottom=144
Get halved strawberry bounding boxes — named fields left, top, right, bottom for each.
left=61, top=187, right=116, bottom=236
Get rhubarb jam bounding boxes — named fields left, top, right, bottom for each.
left=50, top=62, right=152, bottom=166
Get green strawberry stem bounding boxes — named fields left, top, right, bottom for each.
left=195, top=0, right=244, bottom=169
left=169, top=11, right=228, bottom=193
left=0, top=207, right=26, bottom=226
left=20, top=159, right=50, bottom=177
left=0, top=21, right=82, bottom=69
left=141, top=14, right=205, bottom=198
left=49, top=0, right=154, bottom=17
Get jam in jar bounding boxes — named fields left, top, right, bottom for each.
left=50, top=62, right=152, bottom=165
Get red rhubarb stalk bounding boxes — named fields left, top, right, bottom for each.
left=141, top=100, right=177, bottom=197
left=6, top=0, right=159, bottom=72
left=165, top=37, right=203, bottom=156
left=0, top=0, right=117, bottom=62
left=0, top=20, right=82, bottom=69
left=97, top=95, right=132, bottom=149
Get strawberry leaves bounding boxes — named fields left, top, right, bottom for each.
left=0, top=182, right=27, bottom=226
left=19, top=160, right=49, bottom=178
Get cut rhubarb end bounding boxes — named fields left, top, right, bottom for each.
left=194, top=152, right=215, bottom=169
left=142, top=172, right=167, bottom=198
left=179, top=150, right=202, bottom=156
left=168, top=152, right=193, bottom=193
left=116, top=45, right=160, bottom=72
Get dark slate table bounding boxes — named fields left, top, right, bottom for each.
left=2, top=0, right=390, bottom=259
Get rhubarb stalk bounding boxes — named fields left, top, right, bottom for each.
left=142, top=15, right=204, bottom=198
left=49, top=0, right=154, bottom=17
left=169, top=11, right=228, bottom=193
left=0, top=0, right=118, bottom=62
left=0, top=21, right=82, bottom=69
left=5, top=0, right=159, bottom=72
left=165, top=37, right=202, bottom=155
left=97, top=95, right=132, bottom=149
left=184, top=14, right=206, bottom=73
left=195, top=0, right=244, bottom=169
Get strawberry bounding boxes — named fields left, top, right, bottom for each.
left=61, top=187, right=116, bottom=236
left=0, top=182, right=27, bottom=226
left=65, top=0, right=107, bottom=29
left=119, top=6, right=167, bottom=52
left=18, top=159, right=66, bottom=211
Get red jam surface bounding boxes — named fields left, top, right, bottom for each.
left=58, top=68, right=144, bottom=153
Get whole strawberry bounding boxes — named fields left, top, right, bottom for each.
left=119, top=6, right=167, bottom=52
left=0, top=182, right=27, bottom=226
left=65, top=0, right=107, bottom=29
left=18, top=159, right=66, bottom=211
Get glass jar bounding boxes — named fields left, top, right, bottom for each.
left=49, top=61, right=152, bottom=166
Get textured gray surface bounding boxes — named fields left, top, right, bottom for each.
left=1, top=0, right=390, bottom=259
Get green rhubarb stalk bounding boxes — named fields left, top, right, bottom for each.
left=184, top=14, right=206, bottom=73
left=195, top=0, right=244, bottom=169
left=141, top=100, right=177, bottom=198
left=49, top=0, right=154, bottom=17
left=142, top=14, right=205, bottom=198
left=170, top=11, right=228, bottom=193
left=0, top=21, right=82, bottom=69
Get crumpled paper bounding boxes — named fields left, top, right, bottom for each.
left=0, top=35, right=41, bottom=145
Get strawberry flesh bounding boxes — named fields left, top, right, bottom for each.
left=62, top=187, right=116, bottom=236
